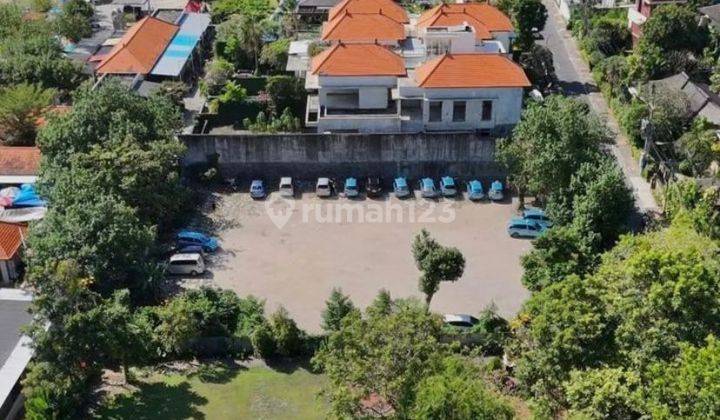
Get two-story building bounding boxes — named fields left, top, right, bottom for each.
left=627, top=0, right=686, bottom=45
left=305, top=43, right=530, bottom=133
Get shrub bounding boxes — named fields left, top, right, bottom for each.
left=469, top=305, right=511, bottom=356
left=269, top=307, right=303, bottom=357
left=251, top=322, right=277, bottom=358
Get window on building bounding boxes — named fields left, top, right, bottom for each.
left=481, top=100, right=492, bottom=121
left=429, top=101, right=442, bottom=122
left=452, top=101, right=466, bottom=122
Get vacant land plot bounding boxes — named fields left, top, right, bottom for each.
left=96, top=361, right=328, bottom=419
left=185, top=192, right=532, bottom=333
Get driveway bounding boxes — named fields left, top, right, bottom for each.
left=182, top=192, right=532, bottom=333
left=539, top=0, right=659, bottom=214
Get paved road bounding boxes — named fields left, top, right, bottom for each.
left=539, top=1, right=660, bottom=214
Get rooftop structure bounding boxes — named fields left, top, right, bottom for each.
left=414, top=53, right=530, bottom=88
left=311, top=43, right=406, bottom=76
left=321, top=11, right=406, bottom=43
left=328, top=0, right=408, bottom=23
left=0, top=147, right=40, bottom=185
left=0, top=289, right=32, bottom=419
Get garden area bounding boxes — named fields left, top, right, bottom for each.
left=94, top=361, right=328, bottom=419
left=569, top=5, right=720, bottom=182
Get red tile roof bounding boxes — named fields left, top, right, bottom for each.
left=0, top=147, right=41, bottom=176
left=311, top=43, right=406, bottom=76
left=321, top=11, right=406, bottom=43
left=96, top=16, right=179, bottom=75
left=417, top=3, right=513, bottom=39
left=0, top=223, right=27, bottom=261
left=328, top=0, right=409, bottom=23
left=414, top=54, right=530, bottom=88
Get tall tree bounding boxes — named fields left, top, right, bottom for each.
left=0, top=83, right=55, bottom=146
left=412, top=229, right=465, bottom=305
left=512, top=0, right=547, bottom=51
left=321, top=288, right=356, bottom=333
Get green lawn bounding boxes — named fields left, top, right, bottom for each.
left=95, top=361, right=328, bottom=420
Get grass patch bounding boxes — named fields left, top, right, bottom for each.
left=95, top=362, right=328, bottom=419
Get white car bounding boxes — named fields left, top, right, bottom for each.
left=316, top=177, right=333, bottom=197
left=279, top=177, right=294, bottom=198
left=167, top=253, right=205, bottom=276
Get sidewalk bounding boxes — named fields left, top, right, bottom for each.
left=541, top=0, right=659, bottom=213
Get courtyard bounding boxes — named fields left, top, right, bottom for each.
left=183, top=190, right=532, bottom=333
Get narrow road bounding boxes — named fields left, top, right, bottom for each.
left=539, top=0, right=660, bottom=214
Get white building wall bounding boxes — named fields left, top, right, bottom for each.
left=420, top=87, right=523, bottom=131
left=489, top=31, right=515, bottom=52
left=317, top=115, right=402, bottom=133
left=318, top=76, right=397, bottom=110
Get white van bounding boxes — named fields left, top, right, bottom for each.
left=167, top=253, right=205, bottom=276
left=279, top=177, right=294, bottom=198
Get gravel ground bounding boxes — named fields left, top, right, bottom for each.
left=181, top=191, right=532, bottom=333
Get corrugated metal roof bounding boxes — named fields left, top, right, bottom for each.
left=150, top=13, right=210, bottom=77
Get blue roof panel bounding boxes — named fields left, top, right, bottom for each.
left=151, top=13, right=210, bottom=77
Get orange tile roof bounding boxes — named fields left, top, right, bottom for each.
left=96, top=16, right=179, bottom=75
left=328, top=0, right=409, bottom=23
left=418, top=3, right=513, bottom=39
left=0, top=147, right=41, bottom=176
left=0, top=223, right=27, bottom=261
left=414, top=54, right=530, bottom=88
left=321, top=11, right=405, bottom=43
left=311, top=43, right=406, bottom=76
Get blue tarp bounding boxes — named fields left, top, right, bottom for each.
left=12, top=184, right=46, bottom=207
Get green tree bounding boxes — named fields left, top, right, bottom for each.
left=412, top=229, right=465, bottom=305
left=512, top=0, right=547, bottom=50
left=0, top=83, right=55, bottom=146
left=641, top=4, right=708, bottom=54
left=321, top=288, right=356, bottom=333
left=0, top=35, right=83, bottom=90
left=469, top=304, right=511, bottom=356
left=260, top=38, right=290, bottom=73
left=200, top=58, right=235, bottom=96
left=497, top=96, right=608, bottom=204
left=518, top=44, right=556, bottom=91
left=313, top=296, right=446, bottom=418
left=644, top=335, right=720, bottom=419
left=565, top=367, right=643, bottom=419
left=411, top=356, right=514, bottom=420
left=265, top=75, right=305, bottom=114
left=269, top=306, right=304, bottom=357
left=675, top=117, right=719, bottom=176
left=663, top=180, right=720, bottom=239
left=520, top=225, right=599, bottom=292
left=217, top=14, right=271, bottom=74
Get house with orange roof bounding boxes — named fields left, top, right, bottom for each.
left=415, top=3, right=515, bottom=54
left=328, top=0, right=409, bottom=23
left=321, top=11, right=406, bottom=45
left=0, top=147, right=41, bottom=185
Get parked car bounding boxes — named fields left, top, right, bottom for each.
left=316, top=177, right=333, bottom=197
left=344, top=177, right=359, bottom=198
left=507, top=218, right=546, bottom=238
left=366, top=176, right=383, bottom=197
left=279, top=177, right=294, bottom=198
left=419, top=178, right=438, bottom=198
left=466, top=180, right=485, bottom=200
left=443, top=314, right=479, bottom=329
left=522, top=207, right=553, bottom=228
left=489, top=180, right=504, bottom=201
left=440, top=176, right=457, bottom=197
left=176, top=230, right=219, bottom=252
left=167, top=253, right=205, bottom=276
left=250, top=179, right=266, bottom=199
left=393, top=177, right=411, bottom=198
left=176, top=245, right=205, bottom=256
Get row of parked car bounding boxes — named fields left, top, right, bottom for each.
left=245, top=177, right=506, bottom=201
left=166, top=230, right=220, bottom=276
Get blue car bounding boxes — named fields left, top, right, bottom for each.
left=176, top=230, right=219, bottom=252
left=522, top=207, right=553, bottom=228
left=507, top=218, right=546, bottom=238
left=466, top=180, right=485, bottom=200
left=250, top=179, right=266, bottom=199
left=419, top=178, right=438, bottom=198
left=344, top=177, right=359, bottom=198
left=393, top=177, right=410, bottom=198
left=489, top=180, right=504, bottom=201
left=440, top=176, right=457, bottom=197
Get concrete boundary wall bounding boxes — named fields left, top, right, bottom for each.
left=180, top=132, right=503, bottom=183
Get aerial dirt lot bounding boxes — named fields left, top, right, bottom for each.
left=185, top=191, right=532, bottom=333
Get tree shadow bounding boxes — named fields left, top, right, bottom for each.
left=97, top=381, right=208, bottom=420
left=264, top=356, right=316, bottom=374
left=188, top=359, right=246, bottom=384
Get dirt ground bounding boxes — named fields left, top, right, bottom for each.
left=182, top=191, right=532, bottom=333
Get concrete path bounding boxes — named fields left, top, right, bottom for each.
left=539, top=0, right=659, bottom=213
